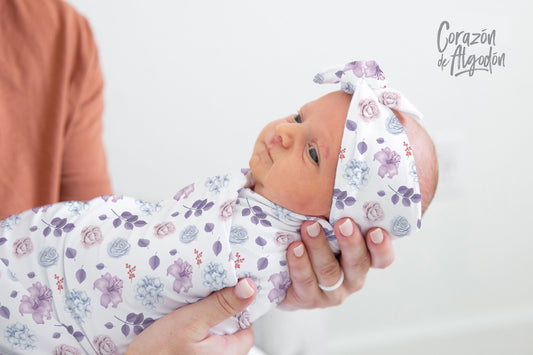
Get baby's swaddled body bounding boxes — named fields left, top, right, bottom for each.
left=0, top=171, right=319, bottom=354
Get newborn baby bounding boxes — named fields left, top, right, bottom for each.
left=0, top=61, right=437, bottom=354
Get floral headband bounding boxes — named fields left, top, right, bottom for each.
left=314, top=60, right=423, bottom=238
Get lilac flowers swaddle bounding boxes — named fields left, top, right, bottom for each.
left=315, top=60, right=424, bottom=243
left=0, top=171, right=327, bottom=354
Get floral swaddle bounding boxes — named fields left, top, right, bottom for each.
left=0, top=171, right=321, bottom=354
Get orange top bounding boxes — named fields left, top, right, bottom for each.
left=0, top=0, right=112, bottom=220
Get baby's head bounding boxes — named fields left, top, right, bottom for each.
left=249, top=61, right=438, bottom=237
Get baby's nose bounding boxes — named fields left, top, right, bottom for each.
left=275, top=123, right=301, bottom=148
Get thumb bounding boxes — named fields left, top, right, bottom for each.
left=189, top=278, right=257, bottom=339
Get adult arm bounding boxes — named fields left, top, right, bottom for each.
left=125, top=278, right=257, bottom=355
left=282, top=218, right=394, bottom=309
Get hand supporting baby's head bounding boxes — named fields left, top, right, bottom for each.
left=249, top=60, right=438, bottom=238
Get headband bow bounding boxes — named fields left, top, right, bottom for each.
left=315, top=60, right=423, bottom=239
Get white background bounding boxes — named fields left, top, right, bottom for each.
left=68, top=1, right=533, bottom=353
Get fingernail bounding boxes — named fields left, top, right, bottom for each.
left=307, top=221, right=320, bottom=238
left=339, top=219, right=353, bottom=237
left=235, top=279, right=255, bottom=299
left=370, top=228, right=384, bottom=244
left=293, top=244, right=304, bottom=258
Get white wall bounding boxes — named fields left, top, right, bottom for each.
left=68, top=0, right=533, bottom=353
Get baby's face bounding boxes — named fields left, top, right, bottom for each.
left=250, top=91, right=350, bottom=217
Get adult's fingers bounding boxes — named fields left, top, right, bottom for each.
left=125, top=278, right=257, bottom=355
left=365, top=228, right=395, bottom=269
left=191, top=278, right=257, bottom=335
left=333, top=218, right=372, bottom=294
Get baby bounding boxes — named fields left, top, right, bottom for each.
left=0, top=61, right=437, bottom=354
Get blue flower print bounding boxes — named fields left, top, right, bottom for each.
left=409, top=161, right=419, bottom=182
left=343, top=159, right=370, bottom=190
left=229, top=226, right=249, bottom=244
left=107, top=238, right=131, bottom=258
left=271, top=205, right=293, bottom=222
left=66, top=201, right=89, bottom=216
left=203, top=262, right=228, bottom=291
left=313, top=73, right=324, bottom=84
left=38, top=246, right=59, bottom=267
left=0, top=214, right=21, bottom=232
left=341, top=81, right=355, bottom=94
left=64, top=289, right=92, bottom=323
left=180, top=225, right=199, bottom=244
left=205, top=174, right=230, bottom=194
left=136, top=200, right=163, bottom=216
left=135, top=276, right=164, bottom=309
left=4, top=322, right=37, bottom=351
left=390, top=216, right=411, bottom=237
left=385, top=114, right=405, bottom=135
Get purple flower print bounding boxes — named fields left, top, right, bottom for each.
left=19, top=282, right=53, bottom=324
left=13, top=237, right=33, bottom=258
left=93, top=273, right=124, bottom=308
left=374, top=147, right=401, bottom=178
left=219, top=199, right=237, bottom=221
left=93, top=335, right=118, bottom=355
left=359, top=98, right=380, bottom=121
left=379, top=91, right=401, bottom=109
left=362, top=201, right=385, bottom=222
left=80, top=225, right=103, bottom=249
left=343, top=60, right=385, bottom=80
left=53, top=344, right=82, bottom=355
left=267, top=271, right=291, bottom=304
left=167, top=258, right=193, bottom=293
left=153, top=222, right=176, bottom=238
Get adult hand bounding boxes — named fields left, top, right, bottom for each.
left=281, top=218, right=394, bottom=310
left=126, top=278, right=257, bottom=355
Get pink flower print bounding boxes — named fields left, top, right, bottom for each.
left=173, top=183, right=195, bottom=201
left=379, top=91, right=401, bottom=109
left=359, top=98, right=380, bottom=121
left=53, top=344, right=82, bottom=355
left=13, top=237, right=33, bottom=257
left=274, top=232, right=297, bottom=246
left=374, top=147, right=401, bottom=178
left=235, top=310, right=251, bottom=330
left=93, top=273, right=124, bottom=308
left=219, top=199, right=237, bottom=221
left=93, top=335, right=118, bottom=355
left=167, top=258, right=193, bottom=293
left=267, top=271, right=291, bottom=304
left=80, top=225, right=103, bottom=248
left=153, top=222, right=176, bottom=238
left=362, top=201, right=385, bottom=222
left=19, top=282, right=53, bottom=324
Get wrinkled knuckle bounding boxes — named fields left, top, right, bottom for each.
left=318, top=262, right=341, bottom=281
left=215, top=291, right=237, bottom=318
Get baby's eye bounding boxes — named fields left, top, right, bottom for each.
left=308, top=145, right=319, bottom=164
left=294, top=114, right=302, bottom=123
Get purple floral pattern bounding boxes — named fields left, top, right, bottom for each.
left=267, top=271, right=291, bottom=304
left=19, top=282, right=53, bottom=324
left=167, top=258, right=193, bottom=293
left=94, top=273, right=124, bottom=308
left=374, top=147, right=401, bottom=179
